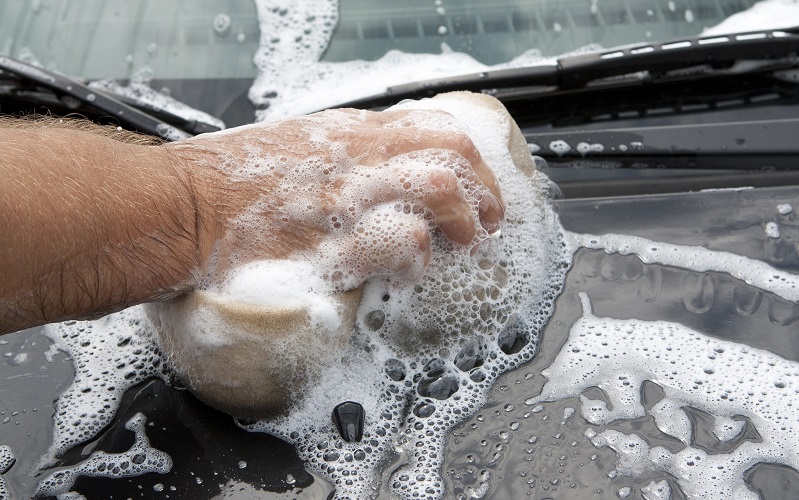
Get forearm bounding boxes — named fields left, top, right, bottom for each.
left=0, top=128, right=209, bottom=334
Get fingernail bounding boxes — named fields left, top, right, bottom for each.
left=479, top=192, right=504, bottom=237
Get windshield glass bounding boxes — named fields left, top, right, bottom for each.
left=1, top=0, right=794, bottom=124
left=327, top=0, right=758, bottom=63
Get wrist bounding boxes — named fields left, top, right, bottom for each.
left=162, top=141, right=225, bottom=283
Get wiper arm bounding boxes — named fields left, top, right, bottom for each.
left=0, top=56, right=206, bottom=140
left=340, top=26, right=799, bottom=109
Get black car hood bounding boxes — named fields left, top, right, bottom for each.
left=2, top=185, right=798, bottom=499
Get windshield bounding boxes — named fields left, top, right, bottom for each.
left=0, top=0, right=791, bottom=124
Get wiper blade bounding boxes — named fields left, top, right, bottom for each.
left=340, top=26, right=799, bottom=109
left=0, top=56, right=203, bottom=140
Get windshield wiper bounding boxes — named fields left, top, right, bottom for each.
left=0, top=56, right=220, bottom=140
left=339, top=26, right=799, bottom=111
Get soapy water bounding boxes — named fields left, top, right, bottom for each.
left=34, top=413, right=171, bottom=497
left=702, top=0, right=799, bottom=36
left=527, top=291, right=799, bottom=500
left=0, top=445, right=12, bottom=500
left=34, top=210, right=799, bottom=499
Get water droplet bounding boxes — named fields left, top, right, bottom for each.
left=413, top=402, right=436, bottom=418
left=213, top=13, right=232, bottom=36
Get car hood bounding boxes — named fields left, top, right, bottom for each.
left=3, top=185, right=798, bottom=499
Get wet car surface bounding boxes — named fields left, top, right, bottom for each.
left=2, top=186, right=798, bottom=498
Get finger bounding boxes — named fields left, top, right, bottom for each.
left=424, top=169, right=477, bottom=245
left=341, top=156, right=479, bottom=245
left=478, top=191, right=504, bottom=236
left=342, top=111, right=504, bottom=208
left=376, top=110, right=504, bottom=206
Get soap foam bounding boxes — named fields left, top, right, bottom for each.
left=222, top=260, right=341, bottom=331
left=38, top=105, right=799, bottom=499
left=41, top=309, right=167, bottom=467
left=38, top=162, right=799, bottom=498
left=35, top=413, right=171, bottom=497
left=528, top=292, right=799, bottom=499
left=567, top=232, right=799, bottom=302
left=702, top=0, right=799, bottom=36
left=0, top=445, right=12, bottom=500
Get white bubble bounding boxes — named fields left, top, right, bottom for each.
left=549, top=140, right=572, bottom=156
left=576, top=142, right=604, bottom=156
left=0, top=445, right=14, bottom=474
left=765, top=222, right=780, bottom=239
left=641, top=480, right=671, bottom=500
left=213, top=13, right=232, bottom=35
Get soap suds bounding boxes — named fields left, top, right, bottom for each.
left=222, top=260, right=341, bottom=331
left=566, top=232, right=799, bottom=302
left=41, top=309, right=168, bottom=467
left=528, top=293, right=799, bottom=500
left=248, top=0, right=566, bottom=121
left=35, top=413, right=171, bottom=497
left=0, top=445, right=12, bottom=500
left=765, top=221, right=781, bottom=239
left=703, top=0, right=799, bottom=36
left=38, top=108, right=799, bottom=498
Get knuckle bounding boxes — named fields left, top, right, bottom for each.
left=428, top=169, right=461, bottom=197
left=447, top=131, right=476, bottom=155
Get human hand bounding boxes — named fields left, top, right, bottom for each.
left=169, top=107, right=505, bottom=290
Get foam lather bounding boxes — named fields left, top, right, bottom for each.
left=146, top=262, right=362, bottom=418
left=146, top=91, right=536, bottom=419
